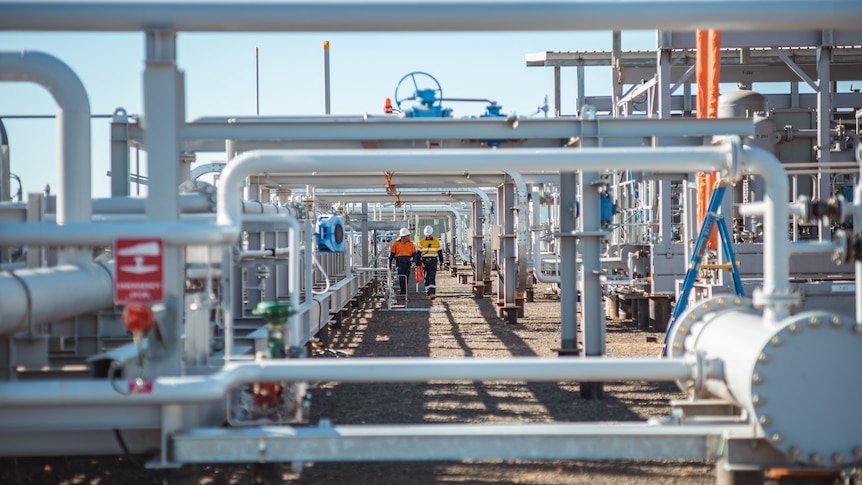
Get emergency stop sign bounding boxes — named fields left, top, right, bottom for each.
left=114, top=238, right=164, bottom=303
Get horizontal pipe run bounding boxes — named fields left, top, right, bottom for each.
left=788, top=240, right=839, bottom=255
left=737, top=201, right=803, bottom=217
left=2, top=2, right=858, bottom=32
left=0, top=221, right=235, bottom=246
left=218, top=147, right=730, bottom=230
left=0, top=357, right=701, bottom=407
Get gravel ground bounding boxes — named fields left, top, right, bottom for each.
left=295, top=270, right=715, bottom=485
left=0, top=270, right=718, bottom=485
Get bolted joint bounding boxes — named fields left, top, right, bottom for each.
left=800, top=194, right=845, bottom=225
left=833, top=230, right=862, bottom=264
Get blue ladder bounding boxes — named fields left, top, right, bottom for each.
left=664, top=182, right=744, bottom=352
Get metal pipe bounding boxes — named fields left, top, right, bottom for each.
left=0, top=221, right=233, bottom=246
left=737, top=201, right=804, bottom=218
left=0, top=51, right=91, bottom=227
left=0, top=357, right=702, bottom=407
left=323, top=40, right=331, bottom=114
left=741, top=145, right=792, bottom=322
left=0, top=263, right=113, bottom=334
left=788, top=240, right=839, bottom=255
left=855, top=145, right=862, bottom=324
left=2, top=2, right=858, bottom=32
left=217, top=147, right=730, bottom=233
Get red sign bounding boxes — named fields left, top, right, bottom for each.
left=114, top=238, right=164, bottom=303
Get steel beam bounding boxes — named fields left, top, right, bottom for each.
left=171, top=422, right=754, bottom=463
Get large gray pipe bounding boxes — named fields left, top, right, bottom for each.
left=1, top=2, right=858, bottom=32
left=0, top=263, right=114, bottom=335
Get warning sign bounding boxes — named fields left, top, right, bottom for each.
left=114, top=238, right=164, bottom=303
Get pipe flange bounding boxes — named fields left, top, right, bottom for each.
left=832, top=229, right=850, bottom=264
left=723, top=135, right=743, bottom=183
left=667, top=295, right=756, bottom=360
left=751, top=311, right=862, bottom=466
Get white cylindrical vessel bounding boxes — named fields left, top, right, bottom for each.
left=669, top=296, right=862, bottom=466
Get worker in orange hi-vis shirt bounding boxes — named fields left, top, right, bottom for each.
left=388, top=227, right=419, bottom=297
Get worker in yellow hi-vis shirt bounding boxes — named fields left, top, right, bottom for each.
left=417, top=225, right=444, bottom=300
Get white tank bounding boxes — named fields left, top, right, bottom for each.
left=718, top=88, right=768, bottom=118
left=719, top=89, right=776, bottom=208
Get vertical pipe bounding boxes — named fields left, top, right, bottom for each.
left=611, top=31, right=621, bottom=116
left=110, top=108, right=131, bottom=197
left=143, top=31, right=183, bottom=374
left=508, top=172, right=529, bottom=304
left=0, top=118, right=9, bottom=203
left=0, top=119, right=8, bottom=265
left=361, top=202, right=369, bottom=267
left=263, top=229, right=277, bottom=301
left=579, top=118, right=605, bottom=399
left=559, top=172, right=578, bottom=350
left=743, top=146, right=790, bottom=323
left=255, top=46, right=260, bottom=116
left=472, top=198, right=484, bottom=287
left=656, top=41, right=674, bottom=247
left=856, top=183, right=862, bottom=324
left=448, top=213, right=456, bottom=269
left=277, top=229, right=289, bottom=300
left=553, top=65, right=561, bottom=117
left=304, top=219, right=314, bottom=305
left=502, top=179, right=516, bottom=312
left=816, top=44, right=832, bottom=241
left=323, top=40, right=331, bottom=115
left=576, top=64, right=585, bottom=116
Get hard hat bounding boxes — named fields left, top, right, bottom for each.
left=423, top=225, right=433, bottom=236
left=399, top=228, right=411, bottom=237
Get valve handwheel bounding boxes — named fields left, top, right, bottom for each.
left=394, top=71, right=443, bottom=110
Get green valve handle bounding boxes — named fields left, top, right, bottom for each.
left=253, top=301, right=295, bottom=324
left=253, top=302, right=295, bottom=359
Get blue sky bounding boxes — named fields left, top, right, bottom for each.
left=1, top=23, right=659, bottom=199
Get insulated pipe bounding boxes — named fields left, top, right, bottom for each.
left=2, top=2, right=858, bottom=32
left=215, top=146, right=728, bottom=271
left=0, top=357, right=703, bottom=407
left=741, top=145, right=792, bottom=322
left=0, top=263, right=113, bottom=334
left=856, top=155, right=862, bottom=324
left=0, top=51, right=91, bottom=226
left=0, top=221, right=232, bottom=246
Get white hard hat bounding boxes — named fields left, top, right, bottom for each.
left=423, top=225, right=433, bottom=236
left=399, top=228, right=411, bottom=237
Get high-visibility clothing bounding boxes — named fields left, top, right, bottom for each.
left=389, top=239, right=417, bottom=258
left=417, top=236, right=443, bottom=262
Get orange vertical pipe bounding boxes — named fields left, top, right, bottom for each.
left=707, top=30, right=722, bottom=118
left=695, top=29, right=721, bottom=250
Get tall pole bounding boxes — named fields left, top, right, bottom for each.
left=323, top=40, right=331, bottom=115
left=255, top=46, right=260, bottom=116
